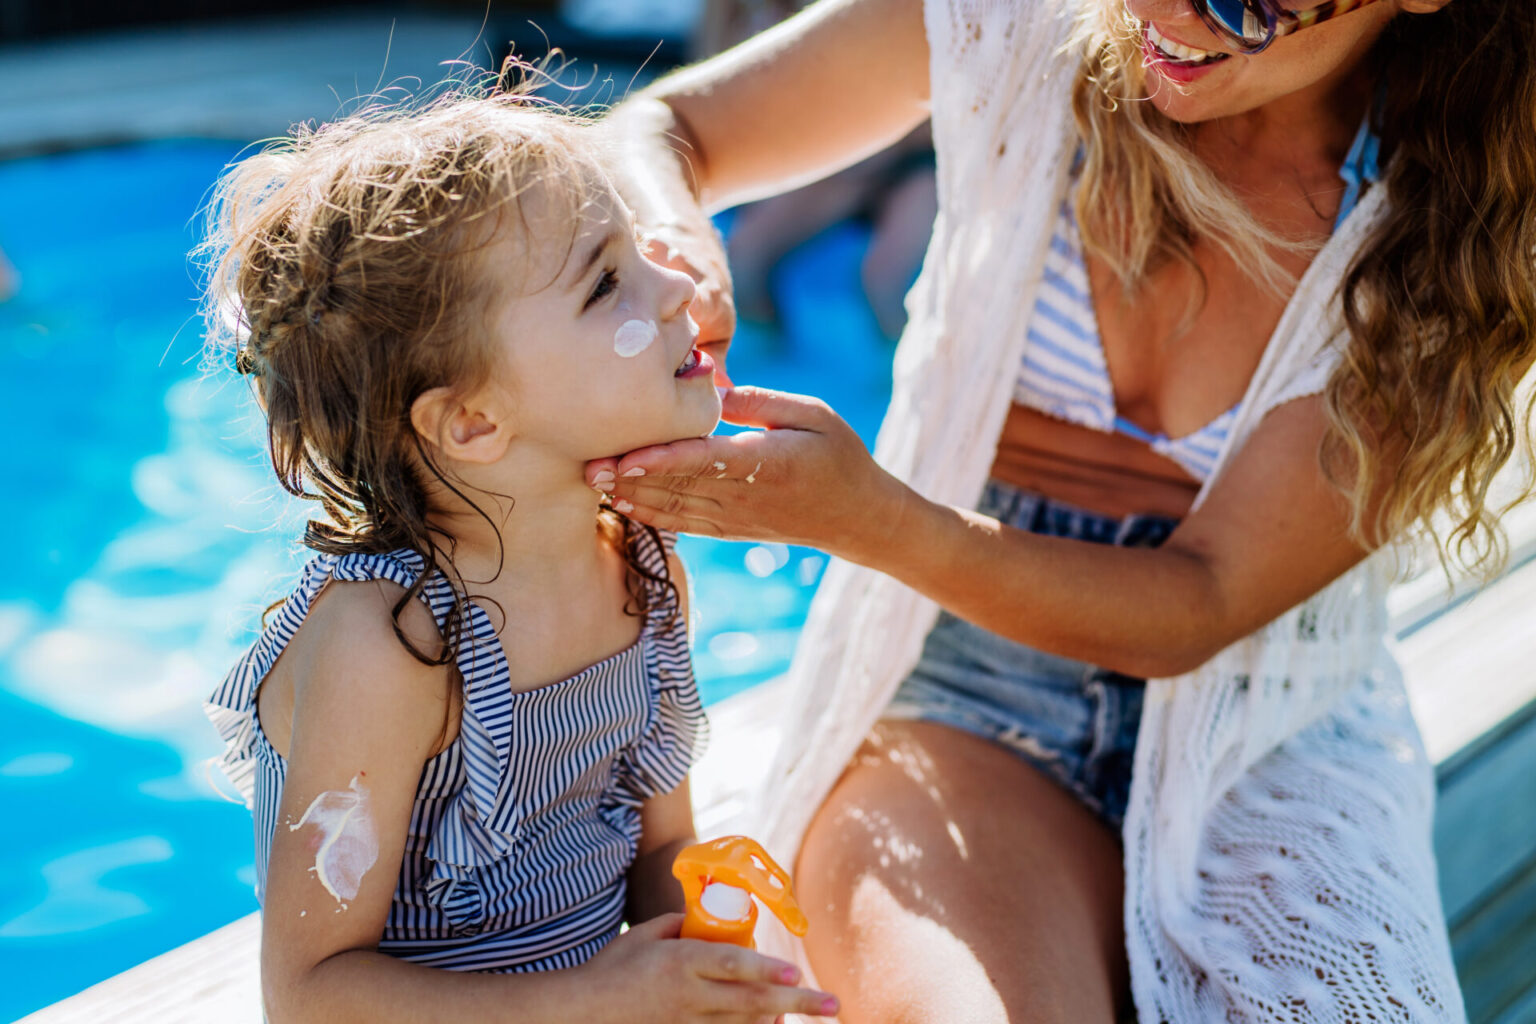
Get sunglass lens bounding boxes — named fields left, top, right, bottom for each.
left=1200, top=0, right=1273, bottom=44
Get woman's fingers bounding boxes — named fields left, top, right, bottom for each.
left=721, top=386, right=836, bottom=431
left=587, top=456, right=621, bottom=493
left=587, top=433, right=766, bottom=486
left=609, top=485, right=726, bottom=537
left=640, top=222, right=736, bottom=382
left=701, top=338, right=734, bottom=388
left=583, top=387, right=833, bottom=492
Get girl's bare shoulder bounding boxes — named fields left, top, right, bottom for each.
left=262, top=575, right=457, bottom=757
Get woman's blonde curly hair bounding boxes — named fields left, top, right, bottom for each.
left=1069, top=0, right=1536, bottom=579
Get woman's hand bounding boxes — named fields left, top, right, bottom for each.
left=586, top=387, right=910, bottom=561
left=641, top=222, right=736, bottom=386
left=577, top=913, right=838, bottom=1023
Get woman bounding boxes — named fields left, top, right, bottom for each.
left=590, top=0, right=1536, bottom=1019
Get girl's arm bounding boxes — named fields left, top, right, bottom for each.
left=259, top=580, right=577, bottom=1023
left=627, top=780, right=697, bottom=923
left=260, top=579, right=835, bottom=1024
left=590, top=388, right=1383, bottom=680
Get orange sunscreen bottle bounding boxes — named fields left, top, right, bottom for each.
left=671, top=835, right=809, bottom=949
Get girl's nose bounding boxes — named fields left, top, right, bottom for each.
left=659, top=263, right=697, bottom=323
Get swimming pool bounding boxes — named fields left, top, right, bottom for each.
left=0, top=140, right=897, bottom=1020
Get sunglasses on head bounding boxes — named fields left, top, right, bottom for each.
left=1189, top=0, right=1384, bottom=53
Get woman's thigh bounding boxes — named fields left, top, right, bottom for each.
left=797, top=719, right=1130, bottom=1024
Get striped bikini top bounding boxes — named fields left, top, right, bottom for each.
left=1014, top=117, right=1382, bottom=481
left=206, top=520, right=706, bottom=973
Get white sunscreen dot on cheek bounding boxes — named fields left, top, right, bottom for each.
left=613, top=319, right=658, bottom=358
left=288, top=774, right=379, bottom=905
left=700, top=882, right=753, bottom=922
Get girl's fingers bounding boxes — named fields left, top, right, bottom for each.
left=623, top=912, right=684, bottom=940
left=675, top=941, right=839, bottom=1019
left=695, top=946, right=800, bottom=986
left=706, top=980, right=840, bottom=1019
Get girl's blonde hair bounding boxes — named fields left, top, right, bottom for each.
left=1070, top=0, right=1536, bottom=578
left=200, top=88, right=675, bottom=661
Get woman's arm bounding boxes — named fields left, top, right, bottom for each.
left=623, top=0, right=930, bottom=212
left=600, top=0, right=929, bottom=376
left=592, top=387, right=1379, bottom=680
left=605, top=0, right=929, bottom=215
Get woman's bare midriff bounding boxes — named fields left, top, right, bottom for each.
left=988, top=402, right=1203, bottom=521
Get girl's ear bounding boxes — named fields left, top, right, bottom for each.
left=409, top=386, right=514, bottom=464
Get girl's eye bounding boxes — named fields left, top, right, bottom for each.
left=585, top=269, right=618, bottom=309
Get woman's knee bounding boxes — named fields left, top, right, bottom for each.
left=796, top=720, right=1128, bottom=1024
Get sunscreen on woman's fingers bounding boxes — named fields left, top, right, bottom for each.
left=672, top=835, right=809, bottom=949
left=289, top=773, right=379, bottom=907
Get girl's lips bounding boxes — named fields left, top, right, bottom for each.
left=675, top=346, right=714, bottom=380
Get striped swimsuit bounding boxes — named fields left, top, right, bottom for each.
left=206, top=521, right=706, bottom=972
left=1015, top=117, right=1382, bottom=481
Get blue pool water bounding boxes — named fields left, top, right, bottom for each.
left=0, top=140, right=896, bottom=1020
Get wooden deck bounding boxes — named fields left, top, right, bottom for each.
left=1400, top=504, right=1536, bottom=1024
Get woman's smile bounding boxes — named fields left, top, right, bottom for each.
left=1142, top=22, right=1233, bottom=82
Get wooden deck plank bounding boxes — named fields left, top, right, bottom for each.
left=1451, top=851, right=1536, bottom=1024
left=15, top=912, right=262, bottom=1024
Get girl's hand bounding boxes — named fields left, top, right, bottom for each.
left=579, top=913, right=838, bottom=1023
left=586, top=386, right=910, bottom=562
left=641, top=221, right=736, bottom=387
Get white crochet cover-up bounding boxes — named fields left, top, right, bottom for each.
left=739, top=1, right=1467, bottom=1020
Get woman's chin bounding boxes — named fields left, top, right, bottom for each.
left=1141, top=66, right=1257, bottom=124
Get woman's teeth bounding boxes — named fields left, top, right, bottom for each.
left=675, top=349, right=700, bottom=377
left=1147, top=24, right=1229, bottom=65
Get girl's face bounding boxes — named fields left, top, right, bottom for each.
left=482, top=175, right=722, bottom=462
left=1126, top=0, right=1399, bottom=123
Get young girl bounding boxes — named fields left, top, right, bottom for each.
left=202, top=93, right=839, bottom=1023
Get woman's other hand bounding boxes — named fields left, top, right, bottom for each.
left=641, top=222, right=736, bottom=386
left=586, top=386, right=908, bottom=560
left=576, top=913, right=838, bottom=1023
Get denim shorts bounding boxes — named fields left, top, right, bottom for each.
left=884, top=480, right=1179, bottom=829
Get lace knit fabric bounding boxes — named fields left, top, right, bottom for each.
left=748, top=1, right=1465, bottom=1020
